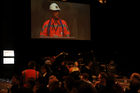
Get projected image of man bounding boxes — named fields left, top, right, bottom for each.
left=40, top=3, right=70, bottom=37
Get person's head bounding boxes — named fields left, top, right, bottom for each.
left=70, top=80, right=97, bottom=93
left=48, top=75, right=59, bottom=86
left=85, top=60, right=93, bottom=67
left=11, top=75, right=20, bottom=85
left=40, top=65, right=47, bottom=73
left=49, top=3, right=61, bottom=19
left=51, top=11, right=60, bottom=19
left=45, top=58, right=52, bottom=65
left=63, top=76, right=75, bottom=91
left=98, top=72, right=107, bottom=83
left=81, top=73, right=89, bottom=80
left=88, top=61, right=93, bottom=67
left=109, top=60, right=115, bottom=65
left=28, top=61, right=36, bottom=69
left=130, top=73, right=140, bottom=90
left=74, top=61, right=79, bottom=67
left=61, top=61, right=65, bottom=66
left=98, top=72, right=115, bottom=87
left=49, top=81, right=60, bottom=92
left=70, top=71, right=80, bottom=80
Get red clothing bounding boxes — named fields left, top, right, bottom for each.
left=22, top=69, right=39, bottom=82
left=69, top=67, right=80, bottom=73
left=40, top=18, right=70, bottom=37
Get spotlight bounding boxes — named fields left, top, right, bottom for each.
left=78, top=53, right=81, bottom=55
left=98, top=0, right=107, bottom=4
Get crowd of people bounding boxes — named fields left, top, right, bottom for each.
left=8, top=56, right=140, bottom=93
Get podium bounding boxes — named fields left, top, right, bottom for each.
left=40, top=36, right=76, bottom=40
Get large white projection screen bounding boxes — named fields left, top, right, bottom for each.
left=31, top=0, right=91, bottom=40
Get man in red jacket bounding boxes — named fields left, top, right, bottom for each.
left=22, top=61, right=40, bottom=88
left=40, top=3, right=70, bottom=37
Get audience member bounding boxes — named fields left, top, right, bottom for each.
left=70, top=80, right=97, bottom=93
left=81, top=60, right=94, bottom=81
left=10, top=75, right=20, bottom=93
left=6, top=56, right=139, bottom=93
left=39, top=65, right=50, bottom=87
left=125, top=73, right=140, bottom=93
left=94, top=72, right=124, bottom=93
left=57, top=61, right=69, bottom=81
left=21, top=61, right=40, bottom=88
left=80, top=73, right=94, bottom=87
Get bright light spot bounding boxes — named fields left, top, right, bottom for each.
left=99, top=0, right=107, bottom=4
left=3, top=50, right=14, bottom=57
left=3, top=58, right=15, bottom=64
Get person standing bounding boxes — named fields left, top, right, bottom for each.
left=21, top=61, right=40, bottom=88
left=40, top=3, right=70, bottom=37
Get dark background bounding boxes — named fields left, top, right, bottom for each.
left=1, top=0, right=140, bottom=78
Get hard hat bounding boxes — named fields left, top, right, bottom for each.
left=49, top=3, right=61, bottom=11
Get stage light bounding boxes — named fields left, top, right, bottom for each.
left=78, top=53, right=81, bottom=55
left=3, top=58, right=15, bottom=64
left=98, top=0, right=107, bottom=4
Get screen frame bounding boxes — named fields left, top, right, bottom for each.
left=30, top=0, right=92, bottom=41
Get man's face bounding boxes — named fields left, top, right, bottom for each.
left=51, top=11, right=60, bottom=19
left=88, top=61, right=93, bottom=67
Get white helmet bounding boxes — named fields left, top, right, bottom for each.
left=49, top=3, right=61, bottom=11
